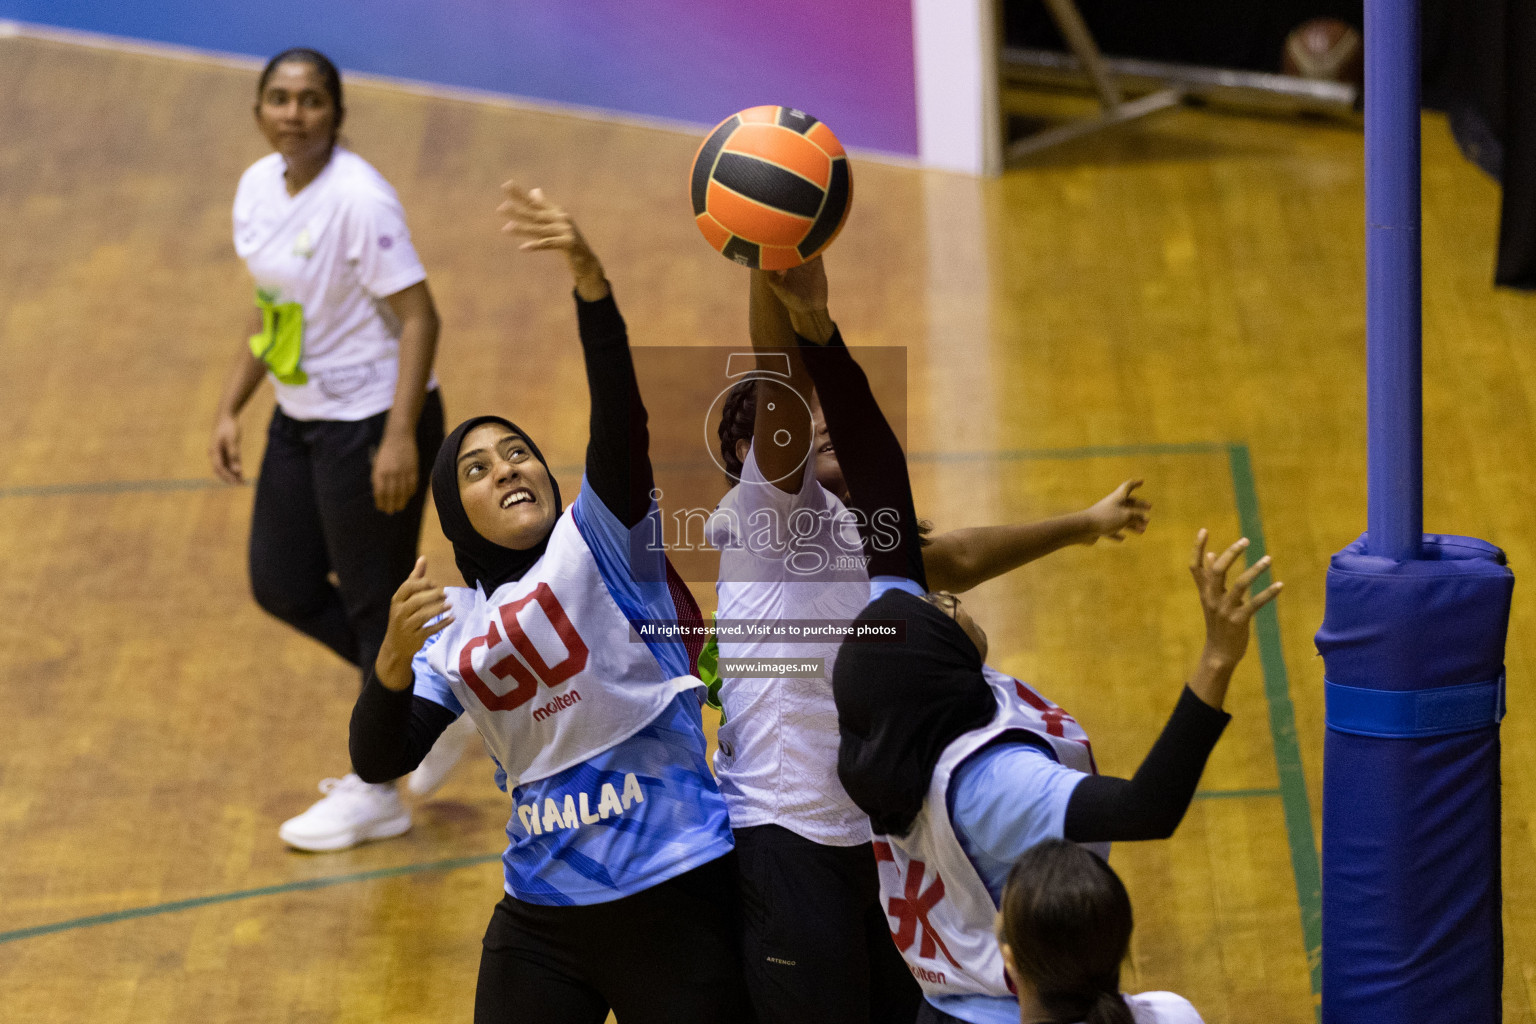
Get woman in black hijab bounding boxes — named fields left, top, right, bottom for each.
left=348, top=184, right=749, bottom=1024
left=761, top=256, right=1281, bottom=1024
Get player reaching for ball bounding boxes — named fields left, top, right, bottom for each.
left=770, top=256, right=1279, bottom=1024
left=208, top=48, right=476, bottom=853
left=705, top=264, right=1152, bottom=1024
left=348, top=183, right=750, bottom=1024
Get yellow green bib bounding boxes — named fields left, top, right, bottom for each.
left=249, top=289, right=307, bottom=385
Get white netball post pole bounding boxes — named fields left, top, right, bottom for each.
left=906, top=0, right=1005, bottom=528
left=911, top=0, right=1002, bottom=176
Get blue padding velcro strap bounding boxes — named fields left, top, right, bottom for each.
left=1325, top=676, right=1505, bottom=738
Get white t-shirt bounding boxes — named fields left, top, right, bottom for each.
left=707, top=443, right=872, bottom=846
left=233, top=148, right=432, bottom=421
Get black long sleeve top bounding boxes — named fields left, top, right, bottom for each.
left=793, top=326, right=927, bottom=586
left=1062, top=685, right=1231, bottom=842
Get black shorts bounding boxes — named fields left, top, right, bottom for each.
left=475, top=852, right=751, bottom=1024
left=734, top=824, right=922, bottom=1024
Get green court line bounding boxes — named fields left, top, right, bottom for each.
left=1227, top=442, right=1322, bottom=1008
left=0, top=853, right=502, bottom=946
left=1193, top=787, right=1282, bottom=800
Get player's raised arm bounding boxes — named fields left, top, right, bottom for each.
left=764, top=256, right=927, bottom=587
left=498, top=182, right=653, bottom=529
left=1062, top=531, right=1281, bottom=843
left=745, top=270, right=817, bottom=493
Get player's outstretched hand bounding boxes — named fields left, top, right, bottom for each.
left=766, top=255, right=835, bottom=344
left=376, top=557, right=454, bottom=691
left=498, top=181, right=609, bottom=301
left=1080, top=479, right=1152, bottom=544
left=209, top=414, right=244, bottom=484
left=1190, top=527, right=1282, bottom=666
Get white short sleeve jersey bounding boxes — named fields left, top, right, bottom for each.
left=708, top=442, right=872, bottom=846
left=232, top=148, right=433, bottom=421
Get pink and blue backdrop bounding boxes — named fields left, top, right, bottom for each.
left=1, top=0, right=920, bottom=156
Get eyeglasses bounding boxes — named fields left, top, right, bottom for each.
left=923, top=591, right=961, bottom=617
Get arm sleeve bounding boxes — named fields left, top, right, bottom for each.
left=345, top=187, right=429, bottom=299
left=577, top=291, right=654, bottom=528
left=350, top=672, right=459, bottom=783
left=795, top=328, right=926, bottom=587
left=349, top=628, right=463, bottom=783
left=1063, top=687, right=1232, bottom=843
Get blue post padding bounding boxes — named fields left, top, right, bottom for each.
left=1316, top=533, right=1513, bottom=1023
left=1364, top=0, right=1424, bottom=561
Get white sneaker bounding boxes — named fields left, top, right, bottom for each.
left=407, top=714, right=480, bottom=799
left=278, top=774, right=412, bottom=852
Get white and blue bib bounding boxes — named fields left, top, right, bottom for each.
left=874, top=668, right=1097, bottom=1001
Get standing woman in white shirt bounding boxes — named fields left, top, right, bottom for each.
left=998, top=840, right=1204, bottom=1024
left=208, top=48, right=461, bottom=851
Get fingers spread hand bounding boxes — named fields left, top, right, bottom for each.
left=1246, top=580, right=1284, bottom=614
left=1189, top=529, right=1209, bottom=574
left=1230, top=554, right=1272, bottom=597
left=517, top=233, right=577, bottom=251
left=1210, top=537, right=1249, bottom=576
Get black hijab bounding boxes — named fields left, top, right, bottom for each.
left=833, top=590, right=999, bottom=837
left=431, top=415, right=564, bottom=592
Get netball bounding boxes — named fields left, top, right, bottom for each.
left=690, top=105, right=852, bottom=270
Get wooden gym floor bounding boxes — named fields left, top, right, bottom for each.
left=1, top=30, right=1534, bottom=1023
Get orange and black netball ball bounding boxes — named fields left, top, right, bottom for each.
left=690, top=105, right=852, bottom=270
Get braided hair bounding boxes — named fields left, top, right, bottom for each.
left=717, top=378, right=757, bottom=484
left=715, top=378, right=933, bottom=546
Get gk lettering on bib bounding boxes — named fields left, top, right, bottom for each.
left=874, top=668, right=1097, bottom=1000
left=427, top=507, right=701, bottom=789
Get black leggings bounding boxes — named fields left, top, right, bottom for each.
left=249, top=389, right=445, bottom=687
left=475, top=854, right=752, bottom=1024
left=734, top=824, right=921, bottom=1024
